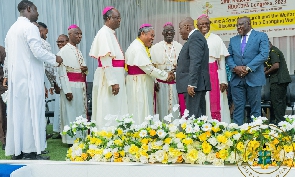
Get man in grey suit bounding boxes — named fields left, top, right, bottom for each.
left=226, top=16, right=269, bottom=125
left=176, top=17, right=211, bottom=118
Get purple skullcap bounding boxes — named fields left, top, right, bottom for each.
left=197, top=14, right=209, bottom=20
left=103, top=6, right=114, bottom=15
left=68, top=24, right=79, bottom=30
left=139, top=23, right=152, bottom=29
left=163, top=22, right=173, bottom=28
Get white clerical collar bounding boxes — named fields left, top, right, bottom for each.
left=104, top=25, right=115, bottom=34
left=188, top=29, right=196, bottom=38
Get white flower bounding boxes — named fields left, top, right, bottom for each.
left=183, top=109, right=189, bottom=118
left=177, top=142, right=184, bottom=149
left=89, top=144, right=97, bottom=150
left=122, top=157, right=130, bottom=162
left=139, top=130, right=148, bottom=138
left=74, top=148, right=82, bottom=157
left=164, top=113, right=173, bottom=122
left=154, top=121, right=162, bottom=128
left=206, top=152, right=215, bottom=162
left=172, top=119, right=180, bottom=126
left=157, top=129, right=167, bottom=139
left=145, top=115, right=153, bottom=121
left=63, top=125, right=70, bottom=132
left=212, top=158, right=224, bottom=166
left=286, top=152, right=294, bottom=159
left=155, top=150, right=165, bottom=162
left=155, top=141, right=163, bottom=146
left=140, top=156, right=148, bottom=163
left=103, top=148, right=111, bottom=155
left=185, top=125, right=194, bottom=133
left=239, top=123, right=249, bottom=131
left=179, top=117, right=187, bottom=124
left=149, top=154, right=157, bottom=163
left=163, top=144, right=170, bottom=151
left=173, top=104, right=180, bottom=112
left=233, top=133, right=241, bottom=140
left=201, top=123, right=212, bottom=131
left=193, top=125, right=200, bottom=132
left=278, top=121, right=293, bottom=131
left=228, top=123, right=239, bottom=129
left=269, top=130, right=278, bottom=138
left=216, top=122, right=228, bottom=128
left=153, top=114, right=160, bottom=122
left=260, top=125, right=268, bottom=129
left=226, top=139, right=233, bottom=147
left=169, top=124, right=178, bottom=133
left=197, top=152, right=206, bottom=164
left=198, top=115, right=208, bottom=122
left=207, top=137, right=218, bottom=146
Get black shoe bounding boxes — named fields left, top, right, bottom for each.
left=46, top=134, right=53, bottom=140
left=2, top=144, right=5, bottom=150
left=36, top=154, right=50, bottom=160
left=11, top=152, right=23, bottom=160
left=22, top=152, right=37, bottom=160
left=41, top=150, right=49, bottom=154
left=52, top=134, right=62, bottom=139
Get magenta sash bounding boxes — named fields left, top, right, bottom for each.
left=67, top=72, right=86, bottom=82
left=127, top=65, right=146, bottom=75
left=209, top=61, right=221, bottom=121
left=98, top=59, right=125, bottom=67
left=178, top=94, right=186, bottom=116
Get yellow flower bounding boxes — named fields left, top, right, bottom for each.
left=89, top=137, right=97, bottom=144
left=149, top=129, right=156, bottom=136
left=248, top=140, right=260, bottom=150
left=141, top=138, right=149, bottom=145
left=187, top=149, right=198, bottom=163
left=81, top=153, right=88, bottom=160
left=162, top=152, right=169, bottom=164
left=164, top=138, right=172, bottom=144
left=140, top=150, right=149, bottom=158
left=218, top=149, right=228, bottom=160
left=98, top=130, right=107, bottom=137
left=114, top=157, right=123, bottom=162
left=237, top=142, right=244, bottom=151
left=181, top=123, right=187, bottom=129
left=141, top=144, right=149, bottom=151
left=198, top=133, right=207, bottom=142
left=212, top=127, right=220, bottom=133
left=78, top=143, right=85, bottom=149
left=177, top=155, right=183, bottom=163
left=114, top=139, right=123, bottom=146
left=105, top=152, right=112, bottom=159
left=119, top=151, right=125, bottom=157
left=106, top=132, right=113, bottom=138
left=74, top=157, right=83, bottom=161
left=169, top=148, right=182, bottom=157
left=176, top=132, right=186, bottom=139
left=95, top=138, right=102, bottom=146
left=117, top=128, right=123, bottom=135
left=217, top=135, right=227, bottom=144
left=129, top=144, right=139, bottom=155
left=95, top=149, right=103, bottom=155
left=113, top=152, right=120, bottom=159
left=182, top=138, right=193, bottom=145
left=202, top=141, right=212, bottom=154
left=151, top=142, right=161, bottom=150
left=284, top=145, right=293, bottom=153
left=224, top=131, right=232, bottom=138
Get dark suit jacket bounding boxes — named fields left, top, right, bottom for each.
left=226, top=29, right=269, bottom=87
left=176, top=30, right=211, bottom=93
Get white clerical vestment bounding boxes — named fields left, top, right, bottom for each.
left=5, top=17, right=56, bottom=156
left=89, top=25, right=128, bottom=129
left=57, top=43, right=87, bottom=144
left=125, top=39, right=169, bottom=124
left=150, top=40, right=182, bottom=120
left=205, top=33, right=231, bottom=123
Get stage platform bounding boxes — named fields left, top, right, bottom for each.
left=1, top=160, right=295, bottom=177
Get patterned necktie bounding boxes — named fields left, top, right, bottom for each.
left=241, top=35, right=247, bottom=54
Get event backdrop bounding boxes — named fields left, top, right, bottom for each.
left=190, top=0, right=295, bottom=40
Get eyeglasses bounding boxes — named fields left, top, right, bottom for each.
left=56, top=40, right=66, bottom=43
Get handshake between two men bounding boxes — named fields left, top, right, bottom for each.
left=166, top=71, right=175, bottom=82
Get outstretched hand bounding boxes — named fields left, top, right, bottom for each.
left=166, top=72, right=175, bottom=82
left=56, top=56, right=63, bottom=66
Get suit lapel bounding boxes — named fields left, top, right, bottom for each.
left=243, top=30, right=257, bottom=54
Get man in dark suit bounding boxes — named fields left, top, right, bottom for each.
left=176, top=17, right=211, bottom=118
left=226, top=16, right=269, bottom=125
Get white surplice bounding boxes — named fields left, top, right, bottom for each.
left=57, top=43, right=87, bottom=144
left=125, top=39, right=169, bottom=124
left=150, top=40, right=182, bottom=120
left=205, top=33, right=231, bottom=123
left=5, top=17, right=56, bottom=156
left=89, top=25, right=128, bottom=129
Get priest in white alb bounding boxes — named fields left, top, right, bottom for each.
left=89, top=6, right=128, bottom=129
left=125, top=24, right=175, bottom=124
left=57, top=25, right=87, bottom=145
left=150, top=22, right=183, bottom=120
left=197, top=14, right=230, bottom=123
left=5, top=1, right=62, bottom=160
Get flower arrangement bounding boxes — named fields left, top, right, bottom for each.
left=63, top=109, right=295, bottom=168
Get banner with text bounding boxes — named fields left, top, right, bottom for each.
left=190, top=0, right=295, bottom=41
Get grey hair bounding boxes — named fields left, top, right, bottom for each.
left=138, top=27, right=154, bottom=37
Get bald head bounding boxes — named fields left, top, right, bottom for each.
left=179, top=17, right=195, bottom=40
left=68, top=27, right=82, bottom=46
